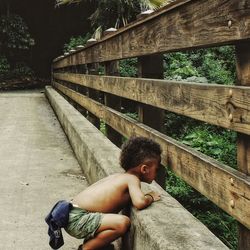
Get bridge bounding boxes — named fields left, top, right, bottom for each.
left=1, top=0, right=250, bottom=249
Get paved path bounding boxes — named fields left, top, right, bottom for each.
left=0, top=90, right=88, bottom=250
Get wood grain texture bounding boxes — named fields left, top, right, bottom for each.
left=54, top=73, right=250, bottom=135
left=53, top=81, right=250, bottom=229
left=236, top=41, right=250, bottom=250
left=53, top=0, right=250, bottom=69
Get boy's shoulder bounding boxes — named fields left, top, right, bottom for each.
left=108, top=173, right=140, bottom=183
left=114, top=173, right=140, bottom=185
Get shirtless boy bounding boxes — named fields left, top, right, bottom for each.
left=66, top=136, right=162, bottom=250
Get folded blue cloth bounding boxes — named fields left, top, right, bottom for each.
left=45, top=200, right=72, bottom=249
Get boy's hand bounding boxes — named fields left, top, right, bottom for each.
left=146, top=191, right=161, bottom=202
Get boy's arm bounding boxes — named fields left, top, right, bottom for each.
left=127, top=175, right=160, bottom=210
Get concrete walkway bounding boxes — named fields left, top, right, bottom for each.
left=0, top=89, right=88, bottom=249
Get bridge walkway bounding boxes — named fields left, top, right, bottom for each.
left=0, top=89, right=87, bottom=250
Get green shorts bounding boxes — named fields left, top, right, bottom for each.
left=65, top=206, right=103, bottom=242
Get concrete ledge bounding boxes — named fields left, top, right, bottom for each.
left=45, top=86, right=228, bottom=250
left=45, top=86, right=122, bottom=183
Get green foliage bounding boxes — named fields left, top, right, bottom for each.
left=97, top=64, right=105, bottom=75
left=164, top=112, right=202, bottom=139
left=0, top=59, right=34, bottom=81
left=0, top=14, right=34, bottom=80
left=0, top=56, right=10, bottom=75
left=124, top=112, right=139, bottom=120
left=164, top=52, right=199, bottom=79
left=119, top=58, right=137, bottom=77
left=100, top=119, right=106, bottom=135
left=63, top=33, right=91, bottom=53
left=0, top=14, right=34, bottom=53
left=164, top=46, right=236, bottom=84
left=181, top=127, right=237, bottom=168
left=89, top=0, right=141, bottom=30
left=197, top=47, right=236, bottom=84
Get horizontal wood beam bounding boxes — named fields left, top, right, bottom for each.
left=53, top=82, right=250, bottom=229
left=53, top=0, right=250, bottom=68
left=54, top=73, right=250, bottom=135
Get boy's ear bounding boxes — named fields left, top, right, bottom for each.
left=141, top=164, right=149, bottom=174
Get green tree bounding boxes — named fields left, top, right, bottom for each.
left=0, top=14, right=35, bottom=80
left=0, top=14, right=35, bottom=64
left=63, top=33, right=92, bottom=52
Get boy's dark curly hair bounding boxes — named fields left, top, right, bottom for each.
left=120, top=136, right=162, bottom=171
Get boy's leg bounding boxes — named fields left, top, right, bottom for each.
left=82, top=214, right=130, bottom=250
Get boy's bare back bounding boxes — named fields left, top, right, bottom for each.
left=72, top=173, right=140, bottom=213
left=72, top=150, right=161, bottom=214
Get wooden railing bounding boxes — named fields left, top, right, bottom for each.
left=51, top=0, right=250, bottom=248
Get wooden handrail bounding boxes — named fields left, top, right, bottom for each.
left=53, top=0, right=250, bottom=69
left=54, top=73, right=250, bottom=135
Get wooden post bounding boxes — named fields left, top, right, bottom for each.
left=87, top=63, right=100, bottom=129
left=235, top=41, right=250, bottom=250
left=74, top=65, right=80, bottom=110
left=137, top=54, right=166, bottom=188
left=137, top=55, right=165, bottom=132
left=77, top=65, right=88, bottom=117
left=104, top=61, right=122, bottom=147
left=69, top=66, right=78, bottom=109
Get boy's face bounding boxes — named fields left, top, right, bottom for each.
left=141, top=157, right=161, bottom=183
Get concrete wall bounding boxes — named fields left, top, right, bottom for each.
left=45, top=86, right=228, bottom=250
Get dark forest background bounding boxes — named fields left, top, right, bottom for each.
left=0, top=0, right=94, bottom=78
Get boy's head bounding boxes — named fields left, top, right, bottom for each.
left=120, top=136, right=162, bottom=183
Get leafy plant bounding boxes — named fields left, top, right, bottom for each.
left=181, top=126, right=237, bottom=168
left=195, top=47, right=236, bottom=84
left=0, top=14, right=34, bottom=80
left=119, top=58, right=137, bottom=77
left=164, top=112, right=202, bottom=139
left=164, top=46, right=236, bottom=84
left=124, top=112, right=139, bottom=120
left=63, top=33, right=91, bottom=52
left=0, top=14, right=34, bottom=55
left=0, top=56, right=10, bottom=75
left=0, top=60, right=34, bottom=80
left=100, top=119, right=106, bottom=135
left=164, top=52, right=199, bottom=79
